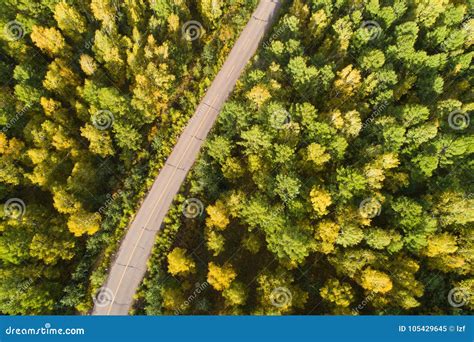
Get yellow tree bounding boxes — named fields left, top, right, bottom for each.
left=309, top=187, right=332, bottom=216
left=308, top=9, right=328, bottom=40
left=43, top=59, right=81, bottom=97
left=222, top=282, right=248, bottom=307
left=415, top=0, right=448, bottom=28
left=80, top=124, right=115, bottom=157
left=320, top=278, right=355, bottom=308
left=333, top=17, right=353, bottom=52
left=54, top=2, right=87, bottom=39
left=67, top=209, right=101, bottom=236
left=29, top=233, right=75, bottom=265
left=424, top=233, right=458, bottom=257
left=206, top=229, right=225, bottom=256
left=306, top=143, right=330, bottom=166
left=342, top=110, right=362, bottom=138
left=0, top=133, right=24, bottom=185
left=161, top=286, right=185, bottom=311
left=90, top=0, right=118, bottom=26
left=79, top=55, right=98, bottom=76
left=167, top=248, right=196, bottom=277
left=333, top=65, right=361, bottom=98
left=246, top=85, right=271, bottom=109
left=31, top=26, right=66, bottom=57
left=206, top=200, right=230, bottom=230
left=198, top=0, right=223, bottom=27
left=315, top=220, right=340, bottom=254
left=360, top=268, right=393, bottom=294
left=52, top=187, right=81, bottom=214
left=207, top=262, right=236, bottom=291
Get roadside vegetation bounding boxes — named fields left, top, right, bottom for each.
left=143, top=0, right=473, bottom=315
left=0, top=0, right=257, bottom=314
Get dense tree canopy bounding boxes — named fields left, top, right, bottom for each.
left=143, top=0, right=473, bottom=315
left=1, top=0, right=258, bottom=314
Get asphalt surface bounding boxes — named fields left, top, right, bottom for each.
left=92, top=0, right=282, bottom=315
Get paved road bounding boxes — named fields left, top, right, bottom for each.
left=92, top=0, right=281, bottom=315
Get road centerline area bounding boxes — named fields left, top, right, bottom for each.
left=93, top=0, right=282, bottom=315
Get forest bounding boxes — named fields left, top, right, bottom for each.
left=0, top=0, right=472, bottom=316
left=0, top=0, right=257, bottom=314
left=141, top=0, right=473, bottom=315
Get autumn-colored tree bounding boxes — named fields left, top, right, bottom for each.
left=360, top=268, right=393, bottom=294
left=207, top=262, right=236, bottom=291
left=205, top=200, right=230, bottom=230
left=31, top=26, right=67, bottom=56
left=167, top=248, right=196, bottom=277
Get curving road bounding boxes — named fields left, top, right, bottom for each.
left=92, top=0, right=282, bottom=315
